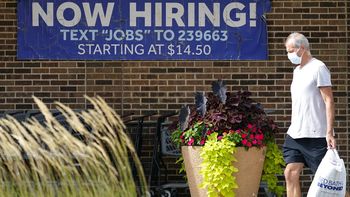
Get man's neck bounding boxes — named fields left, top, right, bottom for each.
left=300, top=53, right=313, bottom=67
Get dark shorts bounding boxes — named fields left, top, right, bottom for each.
left=283, top=135, right=327, bottom=174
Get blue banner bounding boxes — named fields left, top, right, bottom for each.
left=17, top=0, right=271, bottom=60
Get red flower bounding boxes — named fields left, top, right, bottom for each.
left=200, top=139, right=206, bottom=145
left=247, top=124, right=253, bottom=129
left=188, top=137, right=195, bottom=146
left=256, top=134, right=264, bottom=140
left=252, top=127, right=257, bottom=133
left=241, top=133, right=248, bottom=139
left=247, top=123, right=258, bottom=133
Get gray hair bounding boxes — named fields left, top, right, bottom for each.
left=285, top=32, right=310, bottom=50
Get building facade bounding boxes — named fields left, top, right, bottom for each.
left=0, top=0, right=349, bottom=196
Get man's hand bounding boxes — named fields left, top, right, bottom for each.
left=326, top=133, right=336, bottom=149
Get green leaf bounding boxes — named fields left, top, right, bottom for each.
left=261, top=142, right=286, bottom=196
left=199, top=133, right=238, bottom=197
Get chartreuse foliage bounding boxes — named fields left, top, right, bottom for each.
left=199, top=133, right=238, bottom=197
left=262, top=142, right=286, bottom=197
left=198, top=133, right=285, bottom=197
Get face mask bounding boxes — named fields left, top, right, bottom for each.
left=287, top=50, right=302, bottom=65
left=288, top=52, right=301, bottom=65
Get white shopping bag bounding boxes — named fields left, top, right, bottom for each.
left=307, top=149, right=346, bottom=197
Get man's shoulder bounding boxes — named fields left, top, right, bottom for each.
left=309, top=58, right=330, bottom=73
left=310, top=58, right=326, bottom=67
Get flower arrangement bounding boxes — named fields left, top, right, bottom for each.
left=171, top=80, right=285, bottom=196
left=172, top=80, right=277, bottom=148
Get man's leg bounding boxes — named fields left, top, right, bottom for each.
left=284, top=162, right=304, bottom=197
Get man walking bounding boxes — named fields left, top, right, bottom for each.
left=283, top=32, right=336, bottom=197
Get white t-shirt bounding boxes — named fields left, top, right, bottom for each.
left=287, top=58, right=332, bottom=138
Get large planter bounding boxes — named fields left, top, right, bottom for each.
left=181, top=146, right=266, bottom=197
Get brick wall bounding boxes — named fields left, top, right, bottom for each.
left=0, top=0, right=349, bottom=196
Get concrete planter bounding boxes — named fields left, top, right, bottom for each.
left=181, top=146, right=266, bottom=197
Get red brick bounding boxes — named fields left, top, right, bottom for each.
left=0, top=1, right=347, bottom=195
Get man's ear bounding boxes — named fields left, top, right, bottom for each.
left=299, top=45, right=306, bottom=54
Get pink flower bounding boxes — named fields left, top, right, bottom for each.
left=252, top=140, right=257, bottom=145
left=242, top=139, right=248, bottom=145
left=188, top=138, right=194, bottom=146
left=241, top=133, right=248, bottom=139
left=247, top=123, right=253, bottom=129
left=246, top=142, right=252, bottom=147
left=252, top=127, right=257, bottom=133
left=256, top=134, right=264, bottom=140
left=217, top=136, right=223, bottom=140
left=200, top=139, right=206, bottom=145
left=248, top=124, right=257, bottom=132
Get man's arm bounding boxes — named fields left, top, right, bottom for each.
left=320, top=86, right=336, bottom=148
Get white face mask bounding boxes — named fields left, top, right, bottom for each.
left=287, top=50, right=302, bottom=65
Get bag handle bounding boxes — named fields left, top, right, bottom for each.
left=328, top=149, right=343, bottom=172
left=329, top=148, right=341, bottom=160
